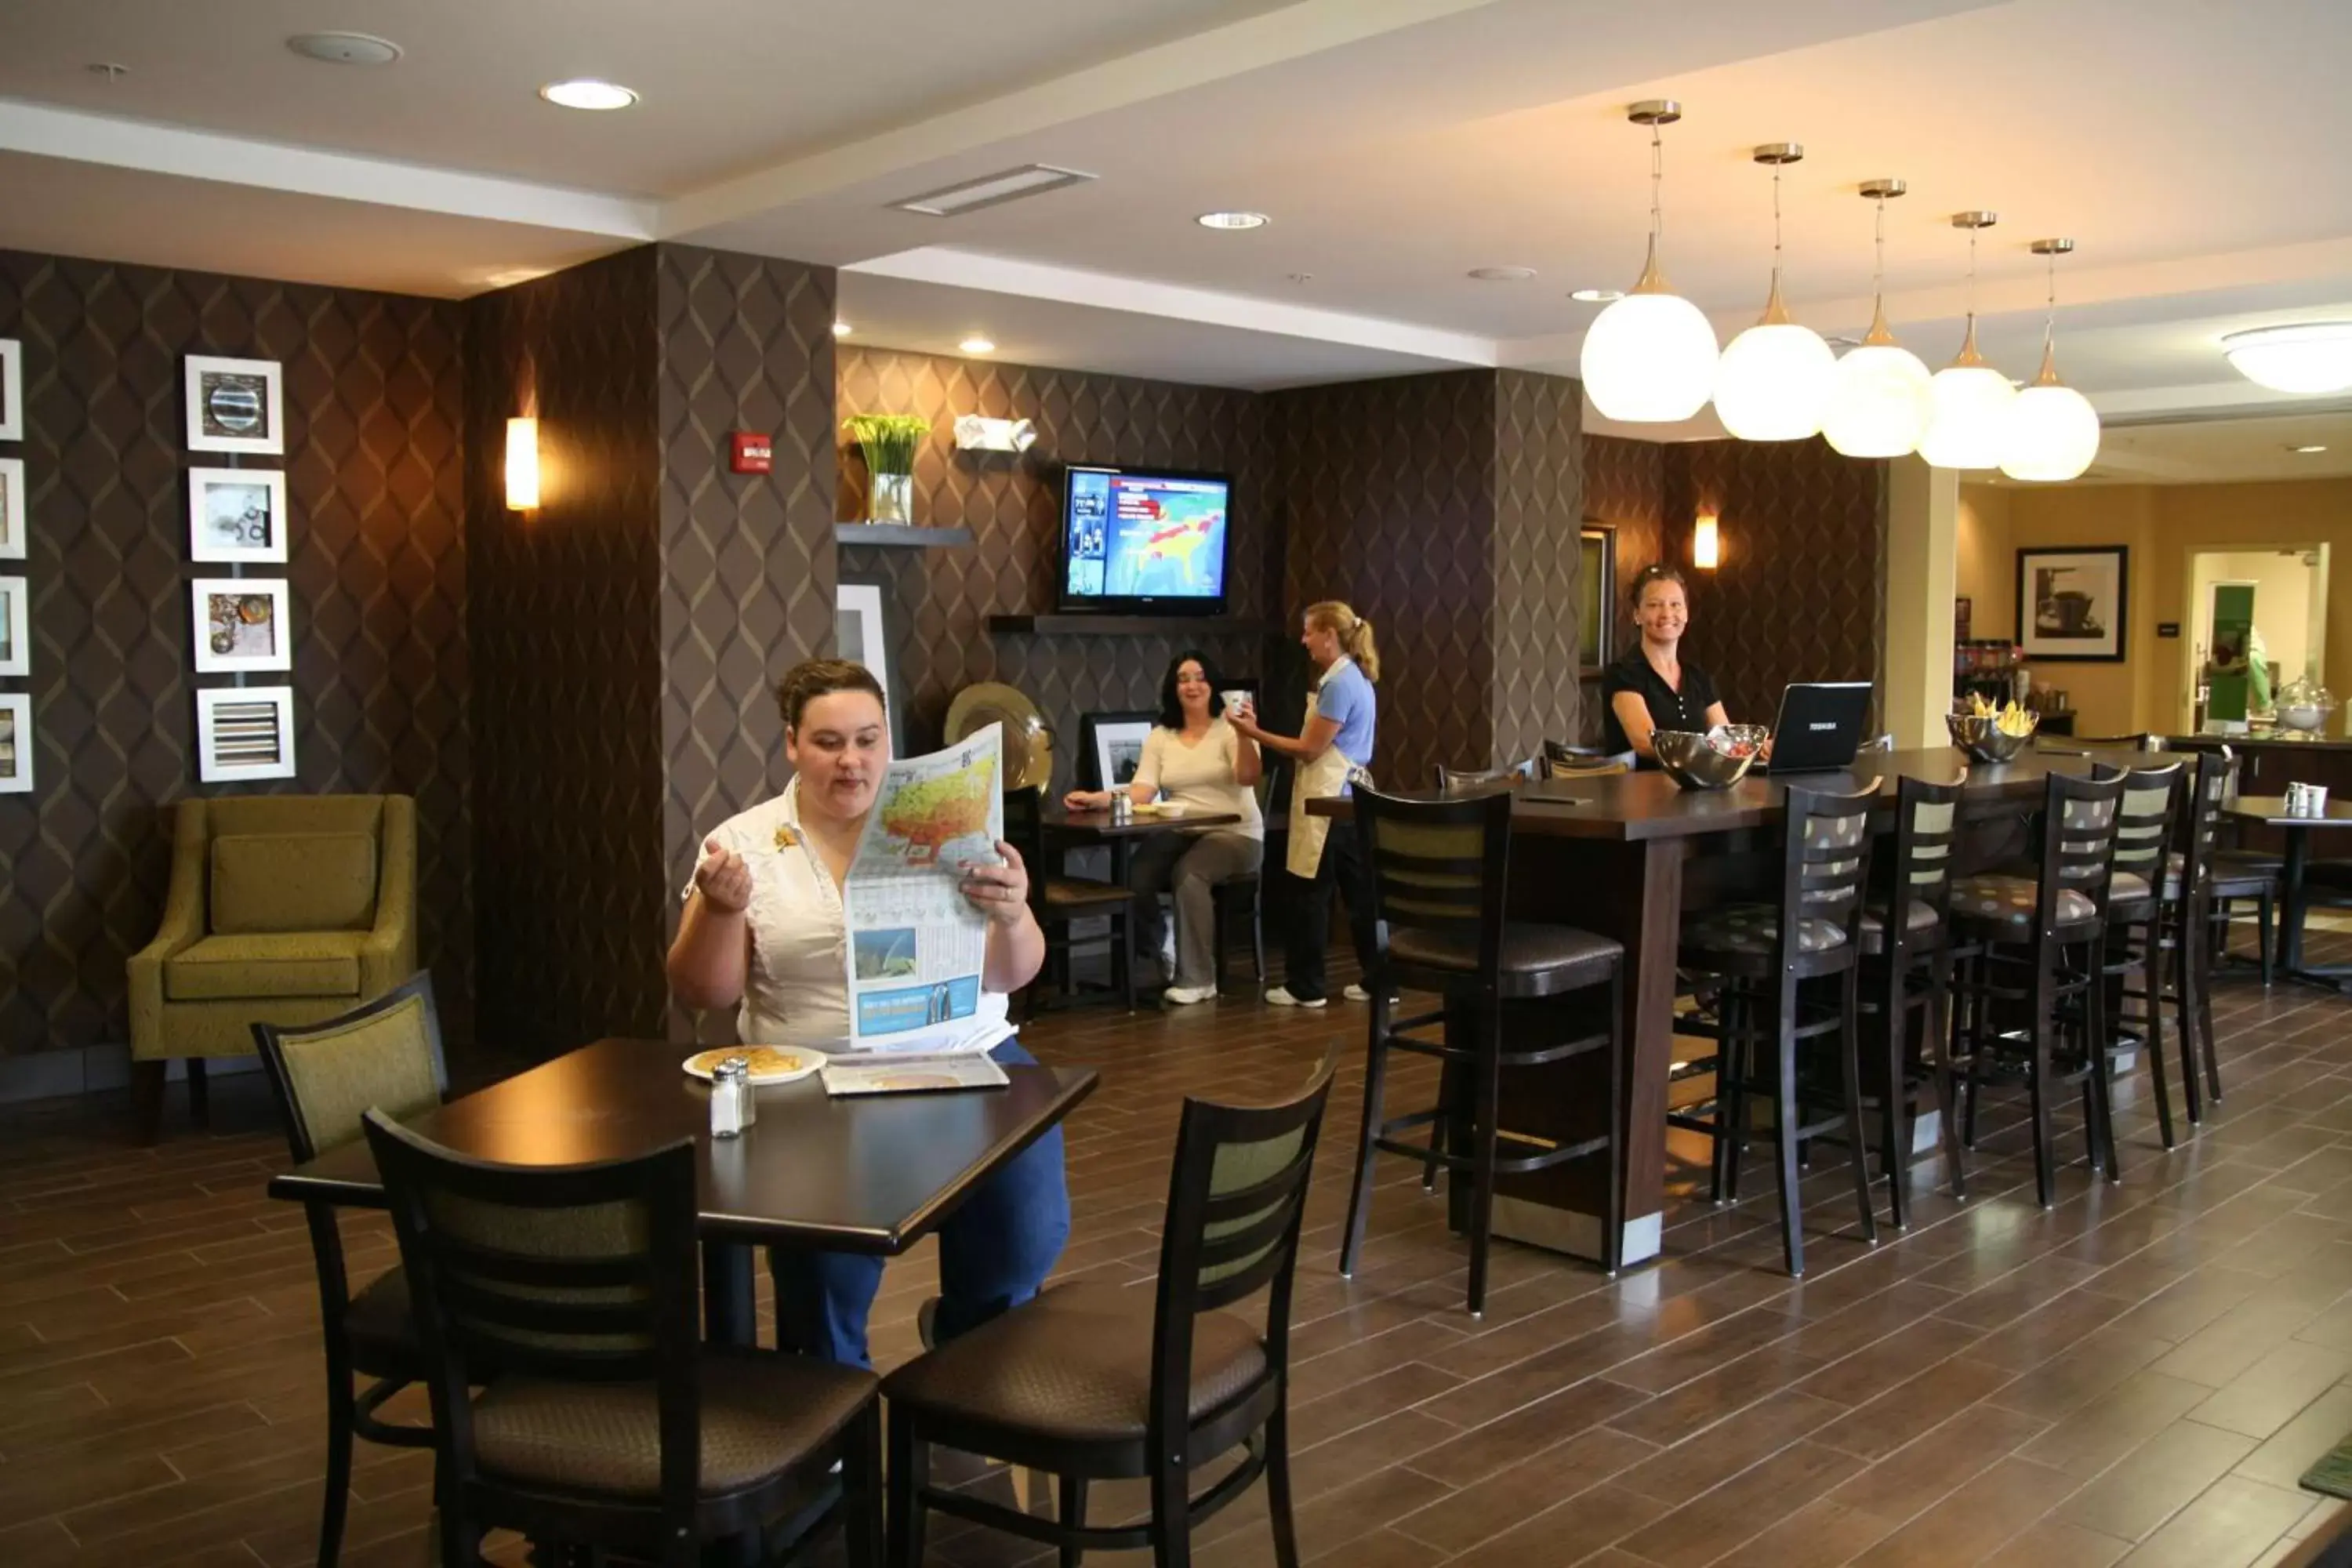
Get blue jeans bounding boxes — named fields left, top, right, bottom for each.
left=770, top=1038, right=1071, bottom=1369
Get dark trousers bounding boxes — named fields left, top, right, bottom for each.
left=1282, top=820, right=1377, bottom=1001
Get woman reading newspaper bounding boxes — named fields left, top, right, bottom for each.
left=666, top=659, right=1065, bottom=1368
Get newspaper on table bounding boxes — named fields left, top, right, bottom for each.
left=837, top=723, right=1016, bottom=1059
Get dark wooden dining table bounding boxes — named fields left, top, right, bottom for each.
left=1312, top=746, right=2166, bottom=1268
left=267, top=1036, right=1098, bottom=1345
left=2226, top=794, right=2352, bottom=991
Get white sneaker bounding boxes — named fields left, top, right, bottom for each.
left=1265, top=986, right=1327, bottom=1009
left=1342, top=984, right=1399, bottom=1004
left=1162, top=984, right=1216, bottom=1006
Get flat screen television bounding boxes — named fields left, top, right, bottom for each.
left=1057, top=465, right=1233, bottom=615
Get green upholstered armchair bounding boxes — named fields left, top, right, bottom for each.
left=128, top=794, right=417, bottom=1142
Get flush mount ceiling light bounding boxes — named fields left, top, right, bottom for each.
left=1713, top=143, right=1836, bottom=443
left=1570, top=287, right=1626, bottom=303
left=539, top=78, right=638, bottom=111
left=1822, top=178, right=1934, bottom=459
left=1581, top=100, right=1720, bottom=423
left=1196, top=211, right=1269, bottom=230
left=1468, top=266, right=1537, bottom=281
left=1998, top=238, right=2101, bottom=482
left=959, top=336, right=996, bottom=354
left=892, top=165, right=1095, bottom=216
left=287, top=32, right=403, bottom=65
left=1920, top=210, right=2017, bottom=469
left=2289, top=443, right=2329, bottom=453
left=2223, top=321, right=2352, bottom=394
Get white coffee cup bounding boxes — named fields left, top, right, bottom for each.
left=1221, top=690, right=1250, bottom=717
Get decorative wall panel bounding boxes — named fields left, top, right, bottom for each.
left=1583, top=434, right=1670, bottom=675
left=1491, top=371, right=1585, bottom=764
left=465, top=248, right=663, bottom=1057
left=659, top=246, right=839, bottom=1044
left=0, top=249, right=472, bottom=1058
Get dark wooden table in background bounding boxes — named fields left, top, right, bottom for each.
left=268, top=1037, right=1098, bottom=1344
left=2227, top=795, right=2352, bottom=990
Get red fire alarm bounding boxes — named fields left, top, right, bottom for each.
left=729, top=432, right=774, bottom=474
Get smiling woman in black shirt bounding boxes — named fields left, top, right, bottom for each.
left=1599, top=564, right=1759, bottom=761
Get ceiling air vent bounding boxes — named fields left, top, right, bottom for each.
left=891, top=165, right=1095, bottom=217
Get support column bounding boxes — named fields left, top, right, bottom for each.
left=1882, top=456, right=1961, bottom=750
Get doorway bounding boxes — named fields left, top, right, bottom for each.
left=2182, top=544, right=2331, bottom=729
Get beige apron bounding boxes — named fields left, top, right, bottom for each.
left=1286, top=684, right=1358, bottom=878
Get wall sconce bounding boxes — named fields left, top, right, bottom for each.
left=1693, top=514, right=1721, bottom=569
left=505, top=417, right=540, bottom=510
left=952, top=414, right=1037, bottom=453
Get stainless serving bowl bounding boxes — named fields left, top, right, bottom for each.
left=1653, top=725, right=1767, bottom=790
left=1947, top=711, right=2037, bottom=764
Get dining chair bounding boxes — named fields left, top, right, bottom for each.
left=2166, top=749, right=2235, bottom=1117
left=2202, top=748, right=2280, bottom=989
left=1945, top=768, right=2129, bottom=1207
left=1343, top=788, right=1625, bottom=1308
left=1677, top=783, right=1882, bottom=1277
left=1856, top=774, right=1962, bottom=1230
left=1209, top=868, right=1266, bottom=995
left=1004, top=782, right=1140, bottom=1011
left=251, top=972, right=446, bottom=1568
left=362, top=1112, right=883, bottom=1568
left=2096, top=759, right=2187, bottom=1151
left=880, top=1054, right=1337, bottom=1568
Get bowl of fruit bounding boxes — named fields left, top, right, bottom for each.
left=1653, top=724, right=1769, bottom=790
left=1947, top=695, right=2038, bottom=763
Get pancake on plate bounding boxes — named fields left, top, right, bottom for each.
left=683, top=1045, right=818, bottom=1083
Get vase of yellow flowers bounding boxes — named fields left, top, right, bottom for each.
left=843, top=413, right=927, bottom=524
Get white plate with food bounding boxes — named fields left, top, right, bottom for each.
left=681, top=1045, right=825, bottom=1085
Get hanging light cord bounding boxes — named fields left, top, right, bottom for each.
left=1966, top=226, right=1980, bottom=326
left=2042, top=249, right=2057, bottom=354
left=1771, top=163, right=1784, bottom=285
left=1649, top=121, right=1665, bottom=249
left=1872, top=192, right=1886, bottom=302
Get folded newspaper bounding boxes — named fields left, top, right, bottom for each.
left=837, top=724, right=1011, bottom=1059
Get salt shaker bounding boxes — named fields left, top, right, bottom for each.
left=710, top=1058, right=749, bottom=1138
left=1111, top=792, right=1133, bottom=825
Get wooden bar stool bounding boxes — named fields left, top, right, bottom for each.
left=1857, top=775, right=1962, bottom=1231
left=1945, top=768, right=2127, bottom=1207
left=1677, top=783, right=1882, bottom=1278
left=2097, top=759, right=2186, bottom=1149
left=1340, top=788, right=1626, bottom=1315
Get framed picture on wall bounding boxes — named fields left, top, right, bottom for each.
left=2016, top=546, right=2129, bottom=662
left=0, top=691, right=31, bottom=794
left=0, top=575, right=27, bottom=677
left=0, top=457, right=24, bottom=559
left=191, top=578, right=292, bottom=673
left=1080, top=710, right=1156, bottom=792
left=187, top=467, right=289, bottom=563
left=833, top=575, right=906, bottom=753
left=196, top=685, right=296, bottom=782
left=0, top=337, right=21, bottom=441
left=1580, top=523, right=1617, bottom=673
left=184, top=355, right=285, bottom=455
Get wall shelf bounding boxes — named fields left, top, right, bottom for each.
left=987, top=614, right=1270, bottom=637
left=834, top=524, right=974, bottom=549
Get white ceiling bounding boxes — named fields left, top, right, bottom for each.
left=2016, top=410, right=2352, bottom=486
left=2, top=0, right=2350, bottom=423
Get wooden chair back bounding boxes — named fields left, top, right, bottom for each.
left=1779, top=784, right=1881, bottom=970
left=1357, top=787, right=1513, bottom=992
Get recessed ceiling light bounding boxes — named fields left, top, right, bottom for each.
left=2289, top=443, right=2329, bottom=453
left=891, top=165, right=1095, bottom=216
left=833, top=321, right=852, bottom=337
left=539, top=78, right=638, bottom=111
left=1570, top=287, right=1625, bottom=303
left=959, top=336, right=996, bottom=355
left=287, top=32, right=403, bottom=66
left=1197, top=212, right=1269, bottom=230
left=1470, top=267, right=1537, bottom=281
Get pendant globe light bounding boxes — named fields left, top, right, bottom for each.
left=1998, top=238, right=2101, bottom=482
left=1714, top=143, right=1836, bottom=441
left=1919, top=211, right=2017, bottom=468
left=1580, top=100, right=1719, bottom=423
left=1821, top=179, right=1934, bottom=459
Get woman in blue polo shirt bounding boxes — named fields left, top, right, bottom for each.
left=1230, top=601, right=1380, bottom=1007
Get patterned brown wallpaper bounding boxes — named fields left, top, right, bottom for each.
left=659, top=246, right=838, bottom=1045
left=464, top=247, right=666, bottom=1057
left=0, top=249, right=473, bottom=1058
left=1490, top=370, right=1585, bottom=763
left=834, top=347, right=1272, bottom=784
left=1583, top=434, right=1670, bottom=673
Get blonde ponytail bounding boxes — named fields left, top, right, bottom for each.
left=1305, top=600, right=1381, bottom=684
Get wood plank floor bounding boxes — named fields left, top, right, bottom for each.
left=5, top=926, right=2352, bottom=1568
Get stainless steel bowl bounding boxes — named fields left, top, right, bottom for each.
left=1653, top=726, right=1766, bottom=790
left=1947, top=711, right=2037, bottom=764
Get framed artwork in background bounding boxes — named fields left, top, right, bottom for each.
left=1580, top=524, right=1617, bottom=673
left=0, top=457, right=24, bottom=559
left=187, top=467, right=289, bottom=563
left=184, top=355, right=285, bottom=455
left=0, top=691, right=34, bottom=794
left=833, top=575, right=906, bottom=753
left=1080, top=710, right=1156, bottom=793
left=2016, top=546, right=2129, bottom=662
left=0, top=337, right=20, bottom=441
left=195, top=685, right=296, bottom=782
left=0, top=575, right=27, bottom=677
left=191, top=578, right=292, bottom=673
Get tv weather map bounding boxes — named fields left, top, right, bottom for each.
left=1066, top=471, right=1229, bottom=601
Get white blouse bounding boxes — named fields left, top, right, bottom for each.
left=1135, top=719, right=1263, bottom=839
left=684, top=779, right=1011, bottom=1047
